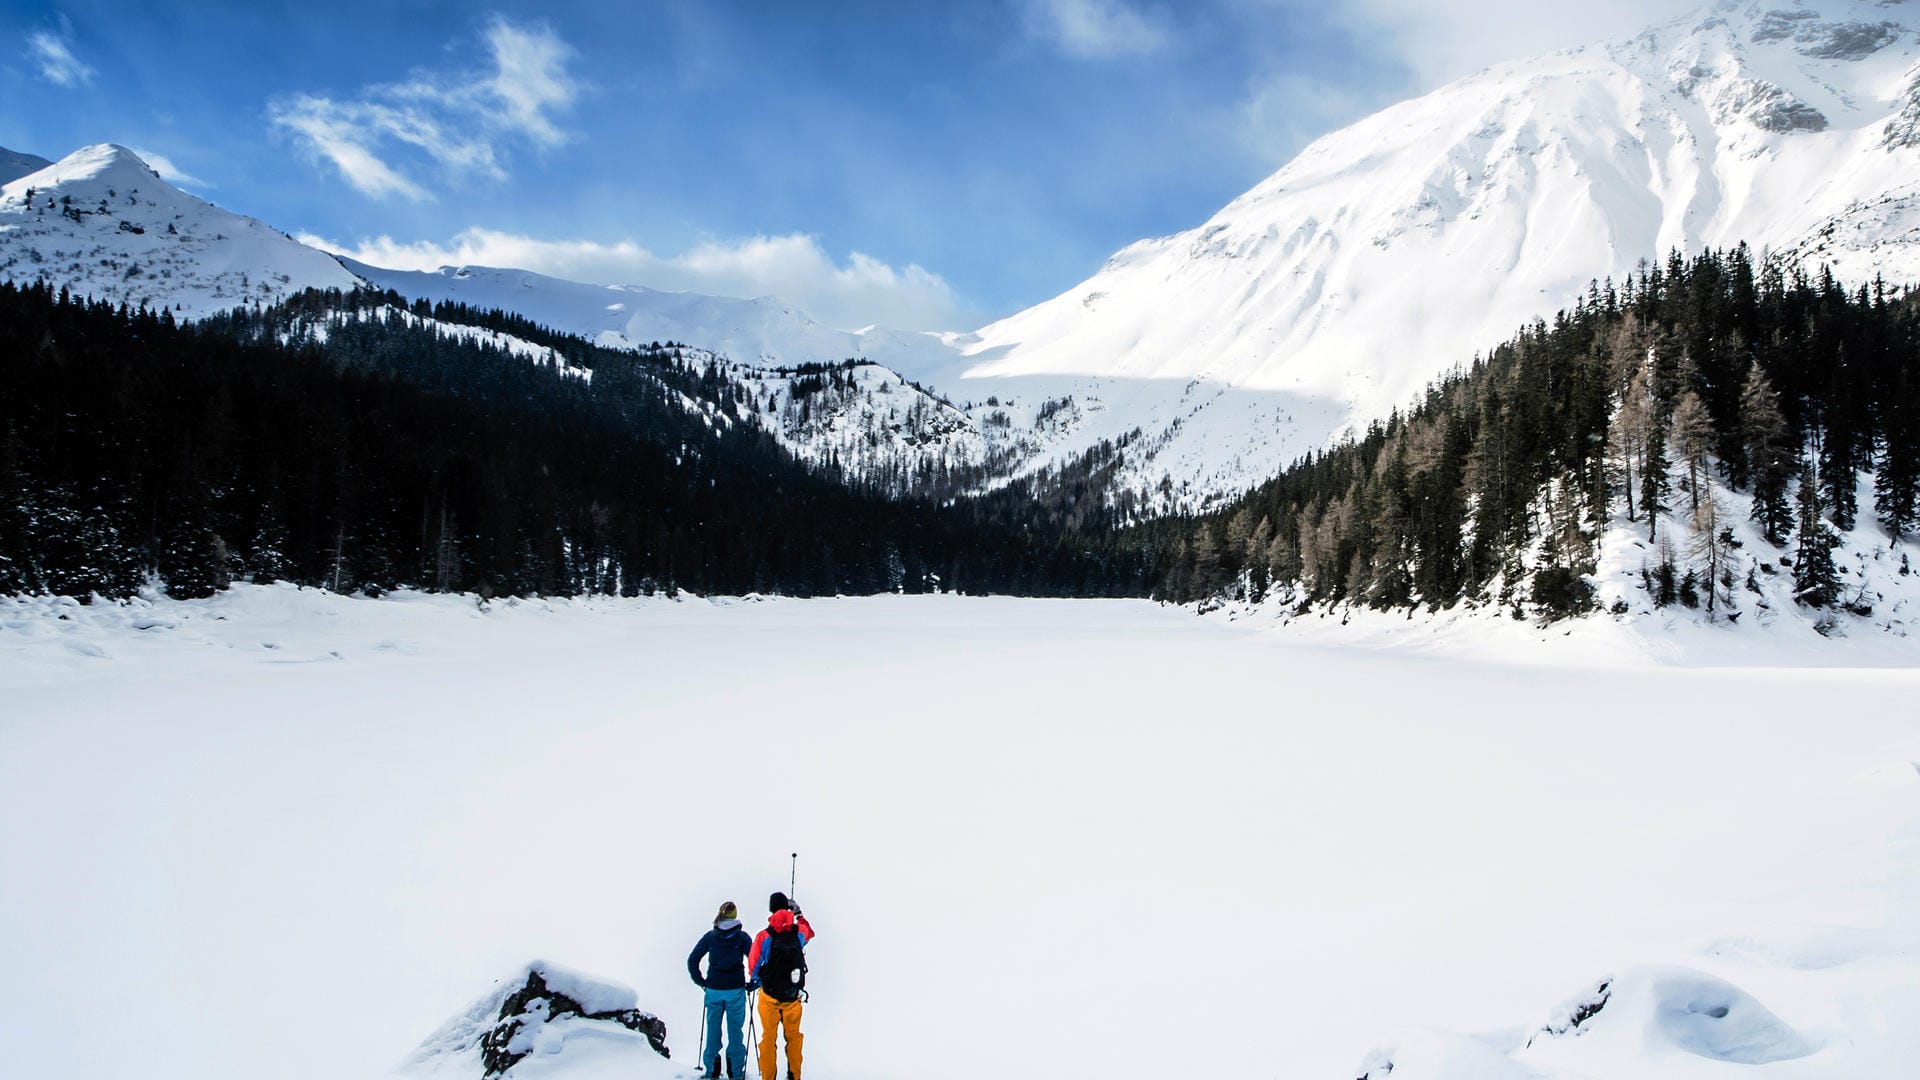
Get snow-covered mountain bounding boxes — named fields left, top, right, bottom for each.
left=0, top=147, right=52, bottom=185
left=343, top=260, right=962, bottom=376
left=328, top=264, right=1095, bottom=495
left=11, top=1, right=1920, bottom=515
left=944, top=0, right=1920, bottom=503
left=0, top=150, right=1077, bottom=495
left=0, top=144, right=361, bottom=316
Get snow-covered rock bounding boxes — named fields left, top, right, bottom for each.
left=400, top=961, right=669, bottom=1080
left=1527, top=967, right=1817, bottom=1067
left=0, top=143, right=362, bottom=317
left=1358, top=966, right=1837, bottom=1079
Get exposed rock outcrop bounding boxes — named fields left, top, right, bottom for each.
left=399, top=961, right=670, bottom=1080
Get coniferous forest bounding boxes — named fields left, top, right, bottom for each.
left=5, top=246, right=1920, bottom=617
left=0, top=282, right=1149, bottom=601
left=1159, top=246, right=1920, bottom=617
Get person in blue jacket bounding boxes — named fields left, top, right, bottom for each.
left=688, top=900, right=754, bottom=1079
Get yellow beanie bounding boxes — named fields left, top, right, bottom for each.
left=716, top=901, right=738, bottom=922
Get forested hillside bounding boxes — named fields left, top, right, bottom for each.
left=0, top=283, right=1148, bottom=600
left=1160, top=247, right=1920, bottom=621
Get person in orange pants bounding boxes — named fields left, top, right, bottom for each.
left=747, top=892, right=814, bottom=1080
left=755, top=991, right=803, bottom=1080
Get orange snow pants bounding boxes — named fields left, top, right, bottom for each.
left=756, top=992, right=803, bottom=1080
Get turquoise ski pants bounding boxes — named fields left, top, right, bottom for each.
left=704, top=987, right=747, bottom=1076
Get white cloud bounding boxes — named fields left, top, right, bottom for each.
left=1235, top=71, right=1388, bottom=164
left=304, top=227, right=974, bottom=332
left=482, top=17, right=577, bottom=147
left=27, top=31, right=93, bottom=87
left=270, top=17, right=579, bottom=200
left=1216, top=0, right=1694, bottom=166
left=1330, top=0, right=1694, bottom=88
left=1021, top=0, right=1168, bottom=59
left=126, top=148, right=209, bottom=189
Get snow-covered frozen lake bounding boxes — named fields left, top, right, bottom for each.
left=3, top=587, right=1917, bottom=1080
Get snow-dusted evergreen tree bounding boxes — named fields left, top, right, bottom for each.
left=159, top=528, right=223, bottom=598
left=1793, top=458, right=1840, bottom=608
left=1876, top=378, right=1919, bottom=541
left=0, top=422, right=32, bottom=595
left=1639, top=414, right=1671, bottom=542
left=1739, top=364, right=1793, bottom=545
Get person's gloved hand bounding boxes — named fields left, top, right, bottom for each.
left=746, top=979, right=760, bottom=992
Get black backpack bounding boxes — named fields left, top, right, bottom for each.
left=760, top=927, right=808, bottom=1002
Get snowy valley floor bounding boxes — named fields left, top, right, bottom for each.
left=2, top=586, right=1918, bottom=1080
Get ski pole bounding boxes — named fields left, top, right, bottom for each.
left=697, top=994, right=708, bottom=1073
left=789, top=852, right=797, bottom=904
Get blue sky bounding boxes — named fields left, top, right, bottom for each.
left=0, top=0, right=1681, bottom=329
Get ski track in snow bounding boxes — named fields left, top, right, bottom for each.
left=3, top=586, right=1918, bottom=1080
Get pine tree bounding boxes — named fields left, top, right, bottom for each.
left=1246, top=515, right=1275, bottom=600
left=0, top=422, right=35, bottom=595
left=1793, top=457, right=1840, bottom=608
left=1875, top=377, right=1919, bottom=541
left=1738, top=364, right=1793, bottom=545
left=1224, top=508, right=1255, bottom=596
left=1640, top=417, right=1671, bottom=541
left=158, top=514, right=224, bottom=599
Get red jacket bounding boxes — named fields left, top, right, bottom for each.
left=748, top=909, right=815, bottom=981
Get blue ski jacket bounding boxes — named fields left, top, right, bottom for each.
left=688, top=919, right=754, bottom=990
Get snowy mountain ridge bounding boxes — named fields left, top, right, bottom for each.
left=9, top=2, right=1920, bottom=515
left=0, top=147, right=52, bottom=185
left=280, top=304, right=597, bottom=382
left=0, top=144, right=362, bottom=315
left=0, top=149, right=1085, bottom=497
left=341, top=260, right=963, bottom=377
left=945, top=0, right=1920, bottom=504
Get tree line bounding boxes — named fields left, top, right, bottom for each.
left=0, top=282, right=1151, bottom=601
left=1158, top=246, right=1920, bottom=619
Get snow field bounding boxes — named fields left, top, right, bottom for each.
left=1, top=586, right=1917, bottom=1080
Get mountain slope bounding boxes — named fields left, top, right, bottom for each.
left=10, top=2, right=1920, bottom=517
left=343, top=260, right=963, bottom=378
left=0, top=144, right=361, bottom=317
left=950, top=0, right=1920, bottom=500
left=342, top=261, right=1116, bottom=497
left=0, top=146, right=53, bottom=185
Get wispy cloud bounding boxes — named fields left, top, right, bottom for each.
left=1234, top=72, right=1388, bottom=165
left=1333, top=0, right=1692, bottom=88
left=481, top=19, right=576, bottom=146
left=270, top=16, right=580, bottom=201
left=303, top=227, right=974, bottom=332
left=27, top=30, right=94, bottom=87
left=127, top=148, right=210, bottom=189
left=1020, top=0, right=1168, bottom=60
